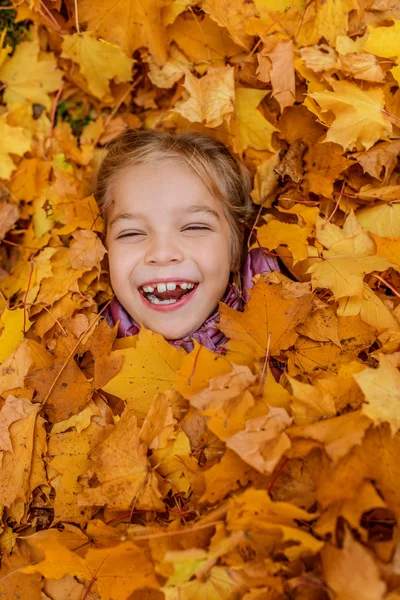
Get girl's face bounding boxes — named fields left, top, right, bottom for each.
left=105, top=159, right=232, bottom=340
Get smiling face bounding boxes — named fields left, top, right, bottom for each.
left=105, top=159, right=233, bottom=340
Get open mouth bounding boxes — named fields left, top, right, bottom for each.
left=139, top=281, right=199, bottom=306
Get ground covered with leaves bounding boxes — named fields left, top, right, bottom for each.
left=1, top=0, right=400, bottom=598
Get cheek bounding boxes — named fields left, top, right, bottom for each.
left=107, top=243, right=135, bottom=282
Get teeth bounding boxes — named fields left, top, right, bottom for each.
left=181, top=282, right=195, bottom=290
left=146, top=294, right=178, bottom=305
left=142, top=281, right=196, bottom=292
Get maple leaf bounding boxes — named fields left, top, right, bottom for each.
left=0, top=33, right=63, bottom=110
left=48, top=419, right=110, bottom=525
left=321, top=528, right=386, bottom=600
left=315, top=481, right=386, bottom=542
left=168, top=13, right=243, bottom=74
left=78, top=407, right=165, bottom=511
left=357, top=202, right=400, bottom=238
left=304, top=141, right=352, bottom=198
left=227, top=488, right=323, bottom=560
left=102, top=327, right=185, bottom=419
left=21, top=529, right=160, bottom=597
left=338, top=282, right=399, bottom=332
left=0, top=308, right=33, bottom=363
left=0, top=115, right=31, bottom=179
left=68, top=229, right=107, bottom=270
left=27, top=359, right=94, bottom=423
left=174, top=67, right=235, bottom=128
left=308, top=80, right=392, bottom=151
left=261, top=40, right=296, bottom=112
left=0, top=396, right=42, bottom=508
left=225, top=407, right=292, bottom=475
left=252, top=220, right=309, bottom=264
left=307, top=212, right=394, bottom=298
left=199, top=448, right=268, bottom=504
left=288, top=410, right=371, bottom=462
left=176, top=340, right=233, bottom=398
left=353, top=353, right=400, bottom=435
left=202, top=0, right=256, bottom=49
left=78, top=0, right=169, bottom=63
left=296, top=0, right=359, bottom=47
left=61, top=32, right=133, bottom=100
left=219, top=276, right=313, bottom=360
left=232, top=88, right=279, bottom=153
left=363, top=20, right=400, bottom=84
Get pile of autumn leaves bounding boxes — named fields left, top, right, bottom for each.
left=1, top=0, right=400, bottom=598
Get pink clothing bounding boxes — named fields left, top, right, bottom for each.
left=105, top=247, right=279, bottom=354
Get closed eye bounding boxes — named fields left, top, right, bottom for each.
left=117, top=226, right=211, bottom=239
left=116, top=232, right=143, bottom=239
left=184, top=226, right=211, bottom=231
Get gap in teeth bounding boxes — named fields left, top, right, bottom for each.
left=142, top=282, right=196, bottom=293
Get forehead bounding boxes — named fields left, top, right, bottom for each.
left=111, top=159, right=218, bottom=206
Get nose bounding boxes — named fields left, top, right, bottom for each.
left=144, top=232, right=184, bottom=265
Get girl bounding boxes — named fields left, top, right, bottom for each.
left=95, top=129, right=280, bottom=357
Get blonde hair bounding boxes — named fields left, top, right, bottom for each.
left=95, top=129, right=257, bottom=291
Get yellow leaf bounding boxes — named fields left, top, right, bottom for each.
left=338, top=283, right=399, bottom=332
left=0, top=34, right=62, bottom=110
left=296, top=0, right=359, bottom=47
left=21, top=529, right=88, bottom=580
left=227, top=489, right=323, bottom=560
left=199, top=449, right=265, bottom=504
left=150, top=430, right=192, bottom=494
left=0, top=396, right=41, bottom=507
left=22, top=529, right=159, bottom=596
left=232, top=88, right=279, bottom=153
left=220, top=277, right=312, bottom=359
left=0, top=116, right=31, bottom=180
left=78, top=0, right=168, bottom=63
left=176, top=340, right=232, bottom=398
left=0, top=29, right=11, bottom=70
left=61, top=32, right=133, bottom=100
left=250, top=153, right=280, bottom=207
left=288, top=410, right=371, bottom=462
left=307, top=212, right=393, bottom=298
left=264, top=40, right=296, bottom=112
left=189, top=365, right=258, bottom=440
left=315, top=481, right=386, bottom=541
left=297, top=305, right=341, bottom=346
left=47, top=422, right=107, bottom=525
left=321, top=529, right=386, bottom=600
left=225, top=407, right=292, bottom=474
left=168, top=13, right=242, bottom=75
left=289, top=376, right=337, bottom=424
left=304, top=142, right=352, bottom=198
left=308, top=80, right=392, bottom=151
left=174, top=67, right=235, bottom=127
left=68, top=229, right=107, bottom=270
left=202, top=0, right=256, bottom=49
left=357, top=203, right=400, bottom=238
left=78, top=408, right=165, bottom=510
left=354, top=353, right=400, bottom=435
left=363, top=20, right=400, bottom=61
left=253, top=220, right=309, bottom=264
left=0, top=308, right=31, bottom=363
left=308, top=255, right=392, bottom=299
left=102, top=327, right=185, bottom=419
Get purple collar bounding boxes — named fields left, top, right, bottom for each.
left=105, top=248, right=279, bottom=354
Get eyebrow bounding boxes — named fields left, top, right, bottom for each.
left=109, top=204, right=220, bottom=228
